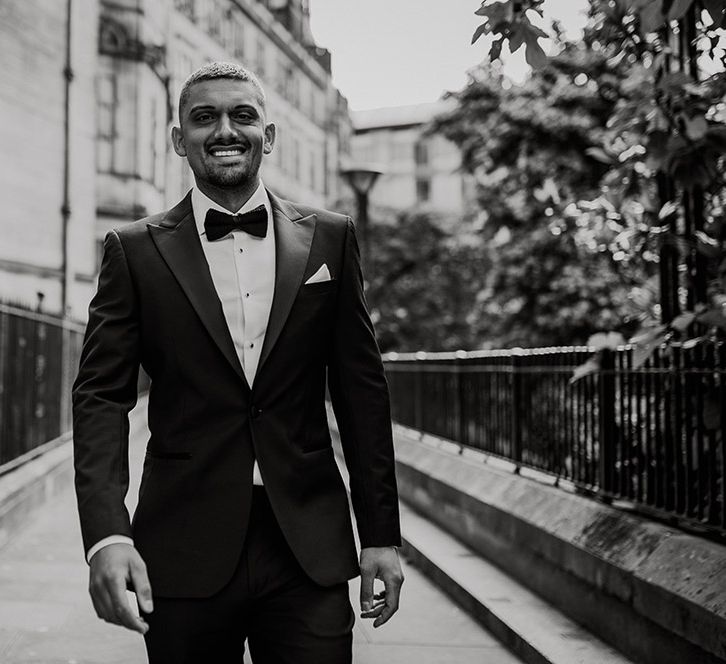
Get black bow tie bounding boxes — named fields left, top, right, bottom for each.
left=204, top=205, right=268, bottom=241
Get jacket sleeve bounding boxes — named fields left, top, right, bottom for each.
left=72, top=230, right=140, bottom=555
left=327, top=218, right=401, bottom=549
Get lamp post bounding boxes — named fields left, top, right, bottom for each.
left=340, top=164, right=383, bottom=274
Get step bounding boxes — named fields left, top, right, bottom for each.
left=399, top=503, right=635, bottom=664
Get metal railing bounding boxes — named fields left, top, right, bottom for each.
left=0, top=303, right=84, bottom=472
left=384, top=342, right=726, bottom=539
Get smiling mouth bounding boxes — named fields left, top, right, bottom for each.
left=209, top=147, right=245, bottom=157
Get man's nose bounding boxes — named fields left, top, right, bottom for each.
left=213, top=114, right=237, bottom=141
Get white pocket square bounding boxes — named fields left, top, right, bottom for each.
left=305, top=264, right=332, bottom=284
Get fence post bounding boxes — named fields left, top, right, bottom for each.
left=59, top=323, right=70, bottom=435
left=414, top=353, right=425, bottom=435
left=456, top=350, right=467, bottom=449
left=511, top=348, right=523, bottom=472
left=598, top=348, right=616, bottom=500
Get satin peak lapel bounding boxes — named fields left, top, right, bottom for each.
left=147, top=194, right=248, bottom=387
left=257, top=194, right=316, bottom=374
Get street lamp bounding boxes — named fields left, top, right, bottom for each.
left=340, top=163, right=384, bottom=271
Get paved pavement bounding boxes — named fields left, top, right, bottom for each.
left=0, top=403, right=522, bottom=664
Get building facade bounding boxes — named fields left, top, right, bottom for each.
left=0, top=0, right=100, bottom=318
left=350, top=101, right=475, bottom=221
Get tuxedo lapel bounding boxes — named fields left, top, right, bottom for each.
left=147, top=192, right=249, bottom=387
left=257, top=192, right=316, bottom=375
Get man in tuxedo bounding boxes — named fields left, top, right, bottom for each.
left=72, top=61, right=403, bottom=663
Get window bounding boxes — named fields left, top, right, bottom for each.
left=309, top=150, right=317, bottom=191
left=149, top=98, right=158, bottom=184
left=309, top=87, right=317, bottom=123
left=96, top=74, right=117, bottom=172
left=206, top=0, right=222, bottom=40
left=275, top=58, right=286, bottom=95
left=416, top=178, right=430, bottom=203
left=292, top=138, right=300, bottom=181
left=288, top=71, right=299, bottom=105
left=232, top=18, right=245, bottom=61
left=256, top=38, right=266, bottom=78
left=414, top=140, right=429, bottom=166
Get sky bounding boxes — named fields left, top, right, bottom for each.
left=308, top=0, right=590, bottom=111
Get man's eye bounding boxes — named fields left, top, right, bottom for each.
left=234, top=112, right=254, bottom=121
left=195, top=113, right=213, bottom=122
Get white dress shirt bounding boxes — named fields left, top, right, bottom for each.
left=87, top=181, right=276, bottom=562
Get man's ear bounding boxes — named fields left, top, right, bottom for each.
left=171, top=126, right=187, bottom=157
left=263, top=123, right=276, bottom=155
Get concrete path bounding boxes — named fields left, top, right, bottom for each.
left=0, top=403, right=522, bottom=664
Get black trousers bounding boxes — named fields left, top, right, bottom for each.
left=142, top=487, right=354, bottom=664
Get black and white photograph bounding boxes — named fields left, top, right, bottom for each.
left=1, top=0, right=725, bottom=662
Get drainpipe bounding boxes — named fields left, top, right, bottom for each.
left=61, top=0, right=73, bottom=317
left=59, top=0, right=74, bottom=433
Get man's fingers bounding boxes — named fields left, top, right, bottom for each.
left=88, top=544, right=153, bottom=634
left=359, top=564, right=376, bottom=612
left=360, top=601, right=386, bottom=619
left=109, top=578, right=149, bottom=634
left=373, top=603, right=397, bottom=628
left=129, top=559, right=154, bottom=614
left=89, top=581, right=114, bottom=623
left=373, top=572, right=404, bottom=628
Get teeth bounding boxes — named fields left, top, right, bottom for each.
left=212, top=149, right=243, bottom=156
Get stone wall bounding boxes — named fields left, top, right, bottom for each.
left=393, top=426, right=726, bottom=664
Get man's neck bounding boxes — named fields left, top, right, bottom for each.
left=195, top=178, right=261, bottom=214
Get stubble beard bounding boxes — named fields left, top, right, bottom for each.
left=203, top=162, right=251, bottom=188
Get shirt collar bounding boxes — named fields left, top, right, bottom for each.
left=192, top=181, right=271, bottom=238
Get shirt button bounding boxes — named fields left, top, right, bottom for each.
left=250, top=342, right=254, bottom=348
left=250, top=405, right=261, bottom=419
left=245, top=292, right=250, bottom=298
left=239, top=248, right=244, bottom=253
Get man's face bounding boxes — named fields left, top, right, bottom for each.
left=172, top=78, right=275, bottom=190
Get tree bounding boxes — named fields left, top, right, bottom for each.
left=329, top=198, right=490, bottom=353
left=469, top=0, right=726, bottom=364
left=430, top=31, right=651, bottom=347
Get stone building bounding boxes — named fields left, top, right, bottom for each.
left=0, top=0, right=100, bottom=318
left=350, top=101, right=475, bottom=221
left=0, top=0, right=351, bottom=320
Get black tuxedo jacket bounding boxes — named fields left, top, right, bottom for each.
left=72, top=191, right=401, bottom=598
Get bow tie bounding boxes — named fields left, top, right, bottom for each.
left=204, top=205, right=268, bottom=241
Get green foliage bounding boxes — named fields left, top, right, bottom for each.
left=364, top=211, right=490, bottom=352
left=430, top=37, right=647, bottom=347
left=469, top=0, right=726, bottom=372
left=472, top=0, right=549, bottom=67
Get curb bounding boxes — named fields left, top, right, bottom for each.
left=0, top=395, right=150, bottom=552
left=0, top=434, right=74, bottom=550
left=398, top=503, right=634, bottom=664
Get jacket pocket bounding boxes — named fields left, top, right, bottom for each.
left=145, top=450, right=193, bottom=460
left=300, top=279, right=338, bottom=295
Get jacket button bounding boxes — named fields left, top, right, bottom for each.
left=250, top=405, right=262, bottom=419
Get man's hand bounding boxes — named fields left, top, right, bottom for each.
left=88, top=543, right=153, bottom=634
left=359, top=546, right=404, bottom=628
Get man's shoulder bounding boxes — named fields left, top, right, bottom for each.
left=279, top=197, right=351, bottom=227
left=111, top=193, right=192, bottom=239
left=111, top=211, right=165, bottom=238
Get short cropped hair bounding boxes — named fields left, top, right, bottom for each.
left=177, top=62, right=266, bottom=120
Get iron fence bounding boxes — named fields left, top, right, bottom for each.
left=0, top=303, right=84, bottom=471
left=384, top=342, right=726, bottom=539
